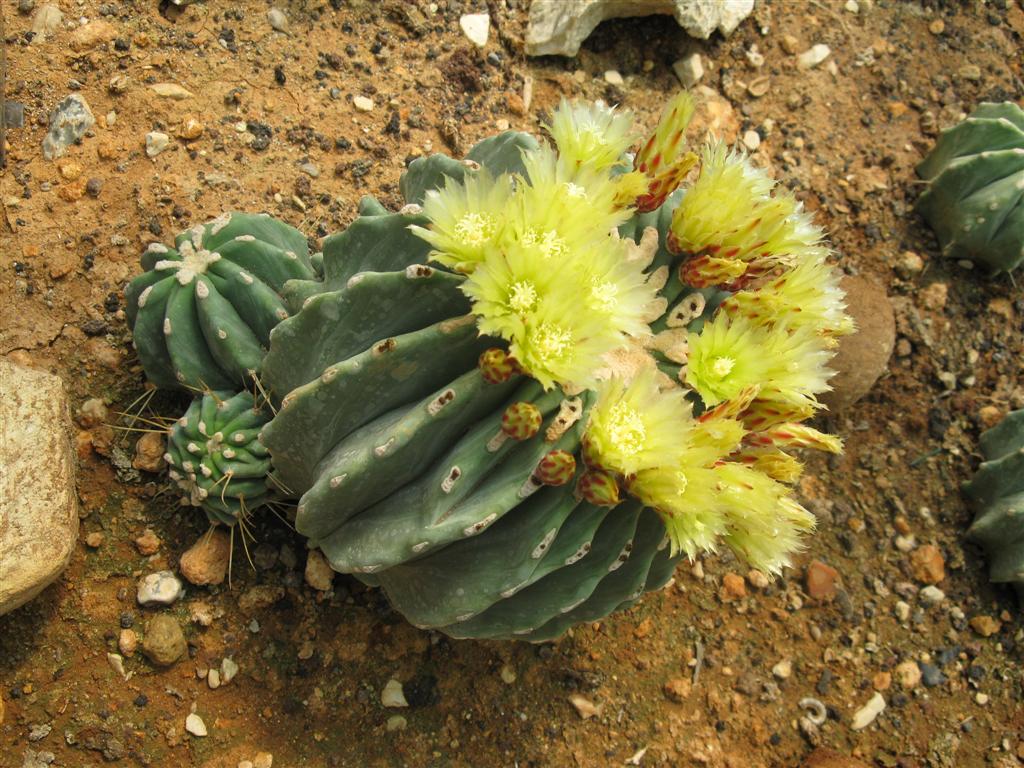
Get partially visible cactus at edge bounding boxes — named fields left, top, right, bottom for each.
left=916, top=101, right=1024, bottom=275
left=165, top=390, right=273, bottom=528
left=963, top=409, right=1024, bottom=599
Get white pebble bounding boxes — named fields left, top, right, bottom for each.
left=185, top=713, right=208, bottom=737
left=742, top=130, right=761, bottom=151
left=919, top=585, right=946, bottom=606
left=144, top=132, right=170, bottom=159
left=797, top=44, right=831, bottom=69
left=771, top=659, right=792, bottom=680
left=221, top=657, right=239, bottom=684
left=845, top=0, right=859, bottom=12
left=459, top=13, right=489, bottom=47
left=353, top=96, right=374, bottom=112
left=894, top=600, right=911, bottom=622
left=603, top=70, right=624, bottom=86
left=851, top=692, right=886, bottom=730
left=500, top=664, right=517, bottom=684
left=672, top=53, right=704, bottom=88
left=386, top=715, right=408, bottom=732
left=267, top=8, right=288, bottom=32
left=136, top=570, right=182, bottom=605
left=207, top=669, right=221, bottom=689
left=381, top=678, right=408, bottom=708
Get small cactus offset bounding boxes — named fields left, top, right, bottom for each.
left=165, top=390, right=273, bottom=528
left=916, top=101, right=1024, bottom=275
left=963, top=410, right=1024, bottom=598
left=125, top=213, right=316, bottom=391
left=253, top=94, right=854, bottom=640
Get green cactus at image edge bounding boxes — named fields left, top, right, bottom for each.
left=916, top=101, right=1024, bottom=275
left=963, top=409, right=1024, bottom=599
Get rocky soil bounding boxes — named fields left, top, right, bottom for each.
left=1, top=0, right=1022, bottom=767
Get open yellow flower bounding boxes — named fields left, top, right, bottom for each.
left=545, top=99, right=636, bottom=173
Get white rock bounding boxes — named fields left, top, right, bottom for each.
left=603, top=69, right=624, bottom=86
left=145, top=131, right=170, bottom=158
left=207, top=669, right=221, bottom=689
left=253, top=753, right=273, bottom=768
left=353, top=96, right=374, bottom=112
left=459, top=13, right=490, bottom=47
left=386, top=715, right=408, bottom=732
left=267, top=8, right=288, bottom=31
left=672, top=52, right=704, bottom=88
left=919, top=585, right=945, bottom=606
left=30, top=3, right=63, bottom=41
left=850, top=692, right=886, bottom=730
left=220, top=657, right=239, bottom=684
left=185, top=713, right=208, bottom=737
left=0, top=362, right=79, bottom=616
left=136, top=570, right=183, bottom=606
left=797, top=44, right=831, bottom=70
left=742, top=129, right=761, bottom=150
left=526, top=0, right=754, bottom=57
left=771, top=659, right=792, bottom=679
left=381, top=678, right=408, bottom=708
left=845, top=0, right=859, bottom=12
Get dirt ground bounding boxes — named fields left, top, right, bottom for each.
left=1, top=0, right=1023, bottom=766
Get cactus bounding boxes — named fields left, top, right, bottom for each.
left=915, top=101, right=1024, bottom=274
left=963, top=409, right=1024, bottom=598
left=165, top=390, right=273, bottom=527
left=124, top=95, right=852, bottom=639
left=255, top=96, right=853, bottom=640
left=125, top=213, right=316, bottom=391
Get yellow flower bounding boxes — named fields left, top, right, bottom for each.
left=631, top=465, right=727, bottom=559
left=584, top=367, right=693, bottom=476
left=545, top=99, right=636, bottom=173
left=721, top=257, right=856, bottom=338
left=409, top=169, right=513, bottom=273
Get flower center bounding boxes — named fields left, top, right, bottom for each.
left=508, top=280, right=538, bottom=314
left=606, top=402, right=646, bottom=455
left=590, top=279, right=618, bottom=311
left=155, top=241, right=222, bottom=285
left=523, top=228, right=567, bottom=260
left=563, top=182, right=587, bottom=199
left=454, top=212, right=495, bottom=247
left=531, top=323, right=573, bottom=364
left=711, top=356, right=736, bottom=378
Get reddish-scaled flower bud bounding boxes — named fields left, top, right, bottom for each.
left=634, top=92, right=697, bottom=213
left=479, top=347, right=515, bottom=384
left=501, top=402, right=542, bottom=441
left=534, top=449, right=576, bottom=486
left=577, top=469, right=621, bottom=507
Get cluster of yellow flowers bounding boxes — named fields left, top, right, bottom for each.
left=412, top=93, right=854, bottom=575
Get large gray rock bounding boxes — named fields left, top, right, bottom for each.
left=0, top=361, right=79, bottom=615
left=526, top=0, right=755, bottom=57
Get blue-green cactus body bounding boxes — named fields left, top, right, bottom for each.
left=125, top=213, right=316, bottom=390
left=259, top=133, right=702, bottom=640
left=963, top=409, right=1024, bottom=598
left=916, top=102, right=1024, bottom=274
left=165, top=390, right=273, bottom=527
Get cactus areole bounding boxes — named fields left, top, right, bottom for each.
left=133, top=94, right=855, bottom=641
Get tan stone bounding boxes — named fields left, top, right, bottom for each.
left=663, top=677, right=692, bottom=702
left=304, top=549, right=335, bottom=592
left=968, top=615, right=1002, bottom=637
left=0, top=362, right=78, bottom=615
left=894, top=660, right=922, bottom=689
left=70, top=20, right=117, bottom=51
left=805, top=560, right=839, bottom=601
left=720, top=572, right=747, bottom=601
left=820, top=277, right=895, bottom=411
left=142, top=615, right=187, bottom=666
left=910, top=544, right=945, bottom=584
left=179, top=529, right=231, bottom=586
left=135, top=528, right=161, bottom=556
left=132, top=431, right=166, bottom=473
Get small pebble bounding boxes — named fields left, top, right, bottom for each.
left=304, top=549, right=334, bottom=592
left=742, top=130, right=761, bottom=151
left=500, top=665, right=517, bottom=684
left=968, top=615, right=1002, bottom=637
left=136, top=571, right=183, bottom=606
left=253, top=752, right=273, bottom=768
left=603, top=70, right=624, bottom=86
left=772, top=660, right=793, bottom=680
left=797, top=44, right=831, bottom=69
left=118, top=629, right=137, bottom=656
left=929, top=18, right=945, bottom=34
left=386, top=715, right=408, bottom=732
left=353, top=96, right=374, bottom=112
left=895, top=660, right=922, bottom=689
left=145, top=131, right=169, bottom=158
left=381, top=679, right=408, bottom=708
left=919, top=662, right=946, bottom=688
left=267, top=8, right=288, bottom=32
left=208, top=669, right=221, bottom=689
left=850, top=692, right=886, bottom=730
left=221, top=657, right=240, bottom=684
left=672, top=53, right=704, bottom=88
left=185, top=713, right=207, bottom=737
left=459, top=13, right=489, bottom=47
left=135, top=529, right=161, bottom=556
left=85, top=531, right=104, bottom=548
